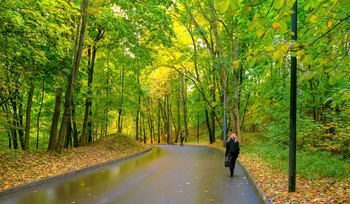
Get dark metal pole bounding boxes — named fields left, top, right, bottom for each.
left=289, top=0, right=297, bottom=193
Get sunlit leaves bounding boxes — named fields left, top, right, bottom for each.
left=273, top=20, right=288, bottom=34
left=218, top=0, right=240, bottom=16
left=272, top=42, right=289, bottom=60
left=328, top=71, right=346, bottom=86
left=229, top=0, right=240, bottom=12
left=300, top=70, right=317, bottom=82
left=219, top=0, right=230, bottom=13
left=272, top=0, right=284, bottom=9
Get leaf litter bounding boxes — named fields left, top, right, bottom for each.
left=198, top=141, right=349, bottom=204
left=0, top=134, right=148, bottom=192
left=1, top=138, right=349, bottom=203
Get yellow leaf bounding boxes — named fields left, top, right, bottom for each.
left=233, top=60, right=239, bottom=69
left=286, top=0, right=296, bottom=8
left=329, top=74, right=337, bottom=86
left=281, top=44, right=289, bottom=53
left=273, top=49, right=284, bottom=60
left=253, top=14, right=260, bottom=20
left=278, top=21, right=288, bottom=34
left=310, top=15, right=317, bottom=24
left=273, top=0, right=284, bottom=9
left=256, top=28, right=265, bottom=37
left=219, top=0, right=230, bottom=13
left=230, top=0, right=239, bottom=11
left=246, top=55, right=252, bottom=61
left=327, top=20, right=333, bottom=28
left=266, top=45, right=274, bottom=52
left=303, top=55, right=313, bottom=65
left=248, top=57, right=256, bottom=67
left=248, top=21, right=258, bottom=31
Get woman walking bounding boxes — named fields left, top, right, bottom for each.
left=225, top=132, right=240, bottom=177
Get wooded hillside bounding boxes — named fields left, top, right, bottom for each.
left=0, top=0, right=349, bottom=181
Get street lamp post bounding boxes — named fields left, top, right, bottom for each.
left=289, top=0, right=297, bottom=193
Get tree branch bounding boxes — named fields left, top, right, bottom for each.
left=308, top=15, right=350, bottom=47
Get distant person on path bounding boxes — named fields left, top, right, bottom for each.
left=225, top=132, right=240, bottom=177
left=180, top=131, right=185, bottom=146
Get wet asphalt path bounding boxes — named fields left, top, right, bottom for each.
left=0, top=145, right=262, bottom=204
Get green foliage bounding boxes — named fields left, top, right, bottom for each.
left=0, top=0, right=349, bottom=163
left=243, top=133, right=350, bottom=179
left=297, top=150, right=349, bottom=179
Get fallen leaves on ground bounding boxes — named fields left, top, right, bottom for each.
left=1, top=139, right=349, bottom=203
left=239, top=153, right=349, bottom=204
left=0, top=134, right=148, bottom=192
left=199, top=141, right=349, bottom=204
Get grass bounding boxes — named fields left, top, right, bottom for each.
left=185, top=128, right=349, bottom=179
left=241, top=132, right=350, bottom=179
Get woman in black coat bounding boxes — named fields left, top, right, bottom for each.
left=225, top=133, right=240, bottom=177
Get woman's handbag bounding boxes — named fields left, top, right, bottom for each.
left=224, top=160, right=229, bottom=167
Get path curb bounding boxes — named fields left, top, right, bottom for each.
left=238, top=159, right=271, bottom=204
left=179, top=144, right=271, bottom=204
left=0, top=147, right=153, bottom=197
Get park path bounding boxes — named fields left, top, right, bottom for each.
left=0, top=145, right=265, bottom=204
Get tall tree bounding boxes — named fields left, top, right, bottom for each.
left=57, top=0, right=89, bottom=153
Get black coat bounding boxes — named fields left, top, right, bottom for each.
left=225, top=139, right=240, bottom=157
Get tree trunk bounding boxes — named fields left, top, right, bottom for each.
left=149, top=115, right=154, bottom=144
left=233, top=39, right=242, bottom=141
left=211, top=84, right=216, bottom=143
left=234, top=70, right=242, bottom=141
left=205, top=109, right=213, bottom=143
left=81, top=28, right=102, bottom=144
left=11, top=90, right=24, bottom=150
left=117, top=65, right=125, bottom=133
left=166, top=94, right=172, bottom=143
left=64, top=120, right=72, bottom=148
left=48, top=85, right=62, bottom=150
left=309, top=78, right=317, bottom=121
left=3, top=103, right=18, bottom=149
left=135, top=94, right=140, bottom=141
left=71, top=97, right=79, bottom=147
left=18, top=94, right=25, bottom=150
left=143, top=116, right=146, bottom=144
left=176, top=76, right=181, bottom=143
left=81, top=47, right=92, bottom=145
left=187, top=4, right=221, bottom=143
left=36, top=79, right=45, bottom=149
left=24, top=77, right=35, bottom=150
left=157, top=100, right=161, bottom=143
left=56, top=0, right=89, bottom=153
left=182, top=77, right=189, bottom=142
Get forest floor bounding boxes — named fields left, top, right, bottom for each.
left=1, top=135, right=349, bottom=203
left=0, top=134, right=149, bottom=192
left=204, top=141, right=350, bottom=204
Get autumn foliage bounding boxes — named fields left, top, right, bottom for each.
left=239, top=154, right=350, bottom=204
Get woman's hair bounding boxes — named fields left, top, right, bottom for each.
left=227, top=132, right=236, bottom=141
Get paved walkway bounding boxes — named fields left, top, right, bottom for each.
left=0, top=145, right=267, bottom=204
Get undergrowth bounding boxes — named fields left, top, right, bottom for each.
left=242, top=133, right=349, bottom=179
